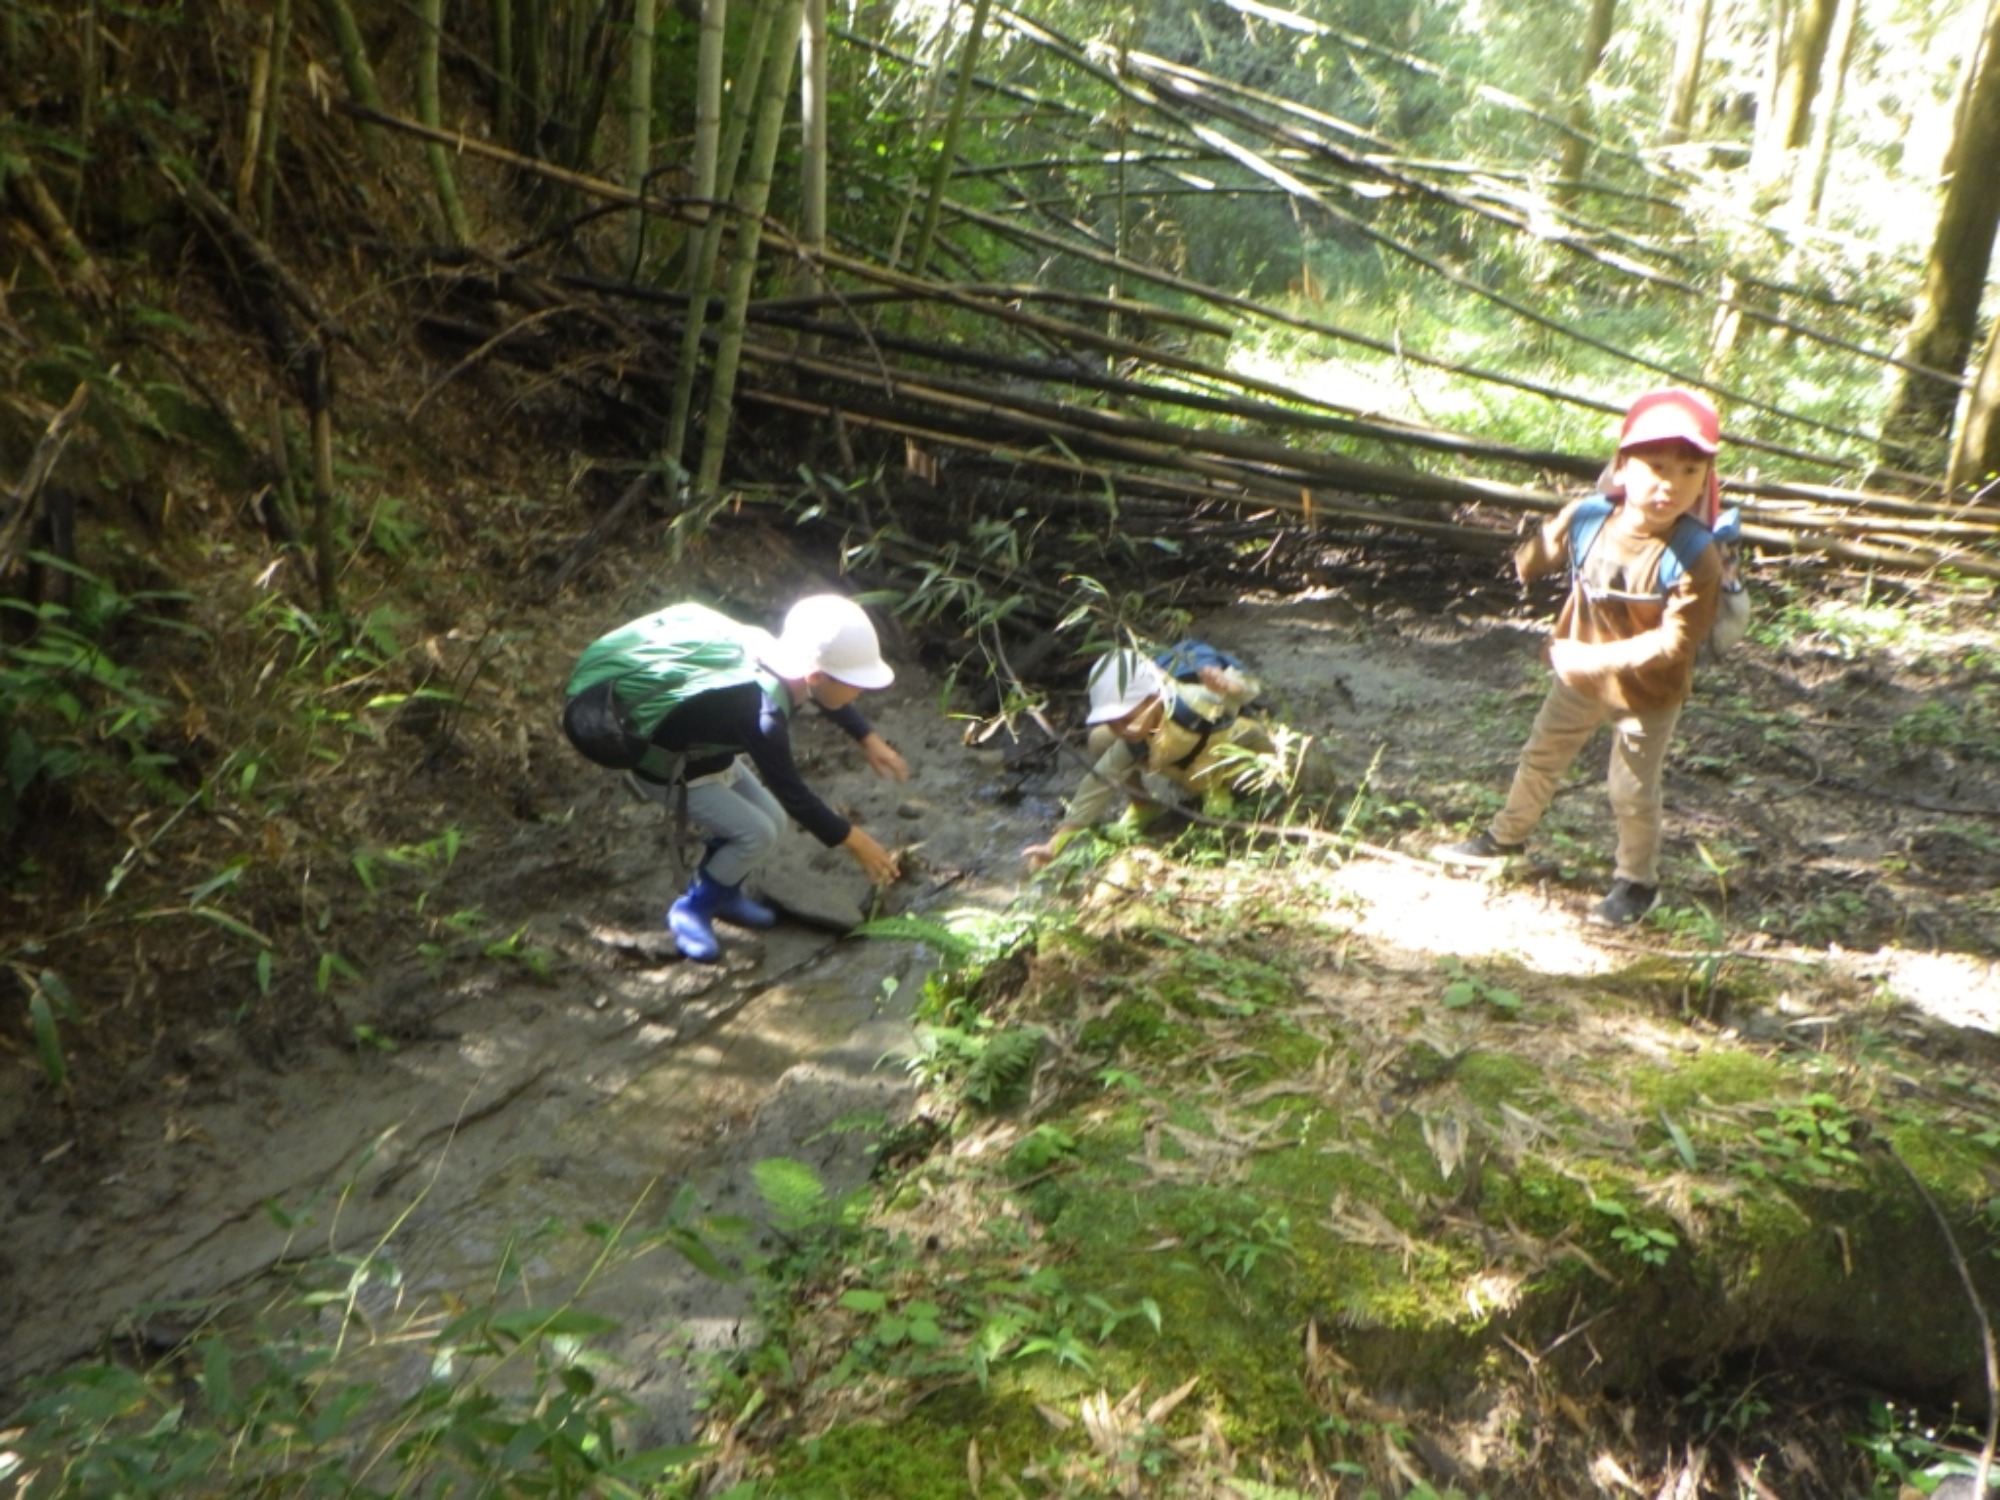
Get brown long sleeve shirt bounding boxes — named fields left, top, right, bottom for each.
left=1516, top=498, right=1723, bottom=714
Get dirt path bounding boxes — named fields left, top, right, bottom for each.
left=5, top=581, right=1995, bottom=1442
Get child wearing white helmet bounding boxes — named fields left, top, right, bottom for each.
left=563, top=593, right=908, bottom=961
left=1023, top=642, right=1259, bottom=871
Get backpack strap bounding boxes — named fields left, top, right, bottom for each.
left=1166, top=726, right=1213, bottom=771
left=1656, top=515, right=1716, bottom=591
left=1571, top=495, right=1718, bottom=596
left=1567, top=495, right=1616, bottom=578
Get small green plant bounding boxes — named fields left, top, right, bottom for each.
left=1737, top=1092, right=1863, bottom=1186
left=1437, top=955, right=1523, bottom=1014
left=1008, top=1123, right=1078, bottom=1176
left=350, top=826, right=463, bottom=903
left=1190, top=1204, right=1295, bottom=1281
left=19, top=966, right=78, bottom=1097
left=315, top=949, right=363, bottom=996
left=0, top=1201, right=727, bottom=1497
left=1850, top=1396, right=1987, bottom=1496
left=836, top=1287, right=947, bottom=1358
left=0, top=583, right=191, bottom=838
left=1677, top=1370, right=1774, bottom=1439
left=1590, top=1196, right=1678, bottom=1267
left=483, top=922, right=554, bottom=982
left=964, top=1024, right=1045, bottom=1108
left=751, top=1156, right=840, bottom=1239
left=1774, top=888, right=1873, bottom=946
left=1334, top=747, right=1431, bottom=844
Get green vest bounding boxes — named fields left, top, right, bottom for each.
left=565, top=603, right=788, bottom=767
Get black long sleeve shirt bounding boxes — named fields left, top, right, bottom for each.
left=646, top=680, right=871, bottom=847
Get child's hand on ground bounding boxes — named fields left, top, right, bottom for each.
left=859, top=732, right=910, bottom=782
left=844, top=826, right=902, bottom=884
left=1024, top=825, right=1080, bottom=871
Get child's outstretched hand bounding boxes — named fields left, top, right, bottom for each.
left=1197, top=665, right=1248, bottom=697
left=859, top=732, right=911, bottom=782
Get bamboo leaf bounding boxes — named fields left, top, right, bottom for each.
left=30, top=992, right=69, bottom=1093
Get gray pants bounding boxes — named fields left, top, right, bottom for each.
left=1489, top=680, right=1683, bottom=887
left=628, top=759, right=785, bottom=886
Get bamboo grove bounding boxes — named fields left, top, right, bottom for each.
left=5, top=0, right=2000, bottom=609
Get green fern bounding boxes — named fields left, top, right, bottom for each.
left=752, top=1156, right=829, bottom=1235
left=963, top=1027, right=1043, bottom=1109
left=853, top=913, right=978, bottom=961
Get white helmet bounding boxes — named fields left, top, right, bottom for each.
left=774, top=594, right=895, bottom=689
left=1084, top=649, right=1163, bottom=724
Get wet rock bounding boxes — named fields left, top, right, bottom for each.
left=756, top=865, right=868, bottom=932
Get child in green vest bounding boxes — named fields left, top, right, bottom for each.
left=564, top=594, right=908, bottom=961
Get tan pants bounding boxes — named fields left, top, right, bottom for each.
left=1489, top=680, right=1683, bottom=886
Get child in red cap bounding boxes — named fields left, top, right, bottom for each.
left=1435, top=388, right=1729, bottom=926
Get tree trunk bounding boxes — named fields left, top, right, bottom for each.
left=1660, top=0, right=1712, bottom=145
left=1749, top=0, right=1838, bottom=200
left=418, top=0, right=472, bottom=243
left=563, top=0, right=627, bottom=177
left=1555, top=0, right=1618, bottom=196
left=1879, top=0, right=2000, bottom=479
left=303, top=347, right=344, bottom=622
left=1948, top=312, right=2000, bottom=494
left=626, top=0, right=656, bottom=269
left=692, top=0, right=806, bottom=506
left=908, top=0, right=995, bottom=279
left=1800, top=0, right=1858, bottom=219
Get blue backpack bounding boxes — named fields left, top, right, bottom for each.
left=1569, top=496, right=1749, bottom=652
left=1147, top=639, right=1255, bottom=767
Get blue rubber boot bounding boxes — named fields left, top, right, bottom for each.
left=697, top=840, right=775, bottom=928
left=667, top=872, right=729, bottom=962
left=710, top=881, right=776, bottom=929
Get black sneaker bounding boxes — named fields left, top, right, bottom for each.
left=1433, top=831, right=1526, bottom=867
left=1590, top=879, right=1659, bottom=926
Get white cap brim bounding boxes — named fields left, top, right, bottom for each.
left=823, top=659, right=894, bottom=690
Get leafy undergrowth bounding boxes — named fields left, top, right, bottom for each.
left=685, top=841, right=2000, bottom=1499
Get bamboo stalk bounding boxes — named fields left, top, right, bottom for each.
left=344, top=107, right=1999, bottom=570
left=0, top=385, right=91, bottom=579
left=417, top=0, right=472, bottom=244
left=320, top=0, right=388, bottom=169
left=3, top=162, right=113, bottom=306
left=1117, top=51, right=1956, bottom=391
left=691, top=0, right=805, bottom=503
left=256, top=0, right=292, bottom=232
